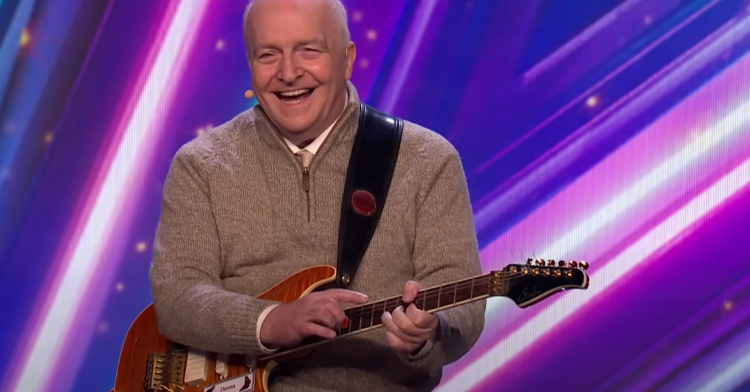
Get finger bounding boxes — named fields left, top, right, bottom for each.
left=324, top=289, right=369, bottom=304
left=405, top=303, right=438, bottom=329
left=389, top=307, right=426, bottom=344
left=382, top=309, right=412, bottom=342
left=385, top=331, right=415, bottom=354
left=393, top=306, right=431, bottom=341
left=381, top=309, right=397, bottom=332
left=302, top=322, right=338, bottom=340
left=402, top=281, right=421, bottom=303
left=319, top=297, right=349, bottom=327
left=311, top=307, right=338, bottom=329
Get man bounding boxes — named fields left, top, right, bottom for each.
left=149, top=0, right=485, bottom=390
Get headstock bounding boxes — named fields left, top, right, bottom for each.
left=488, top=258, right=590, bottom=308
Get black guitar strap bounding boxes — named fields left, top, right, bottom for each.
left=335, top=103, right=403, bottom=288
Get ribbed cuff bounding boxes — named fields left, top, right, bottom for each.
left=226, top=296, right=280, bottom=356
left=406, top=313, right=443, bottom=360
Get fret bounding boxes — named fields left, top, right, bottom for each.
left=437, top=284, right=442, bottom=308
left=359, top=302, right=372, bottom=330
left=439, top=284, right=454, bottom=308
left=369, top=302, right=374, bottom=328
left=357, top=305, right=366, bottom=330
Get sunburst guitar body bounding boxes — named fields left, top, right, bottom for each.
left=112, top=259, right=589, bottom=392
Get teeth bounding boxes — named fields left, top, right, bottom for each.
left=279, top=89, right=311, bottom=97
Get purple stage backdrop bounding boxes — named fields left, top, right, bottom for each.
left=2, top=0, right=750, bottom=391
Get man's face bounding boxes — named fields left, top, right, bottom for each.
left=246, top=0, right=355, bottom=144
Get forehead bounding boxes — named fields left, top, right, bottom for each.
left=248, top=2, right=332, bottom=47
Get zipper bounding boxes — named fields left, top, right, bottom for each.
left=302, top=166, right=310, bottom=221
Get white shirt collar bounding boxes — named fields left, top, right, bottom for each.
left=284, top=94, right=348, bottom=155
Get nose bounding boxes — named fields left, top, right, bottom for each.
left=278, top=54, right=302, bottom=83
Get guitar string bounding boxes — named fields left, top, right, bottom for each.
left=339, top=277, right=491, bottom=332
left=338, top=269, right=582, bottom=333
left=345, top=268, right=576, bottom=315
left=344, top=270, right=575, bottom=317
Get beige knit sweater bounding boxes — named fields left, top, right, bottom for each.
left=149, top=83, right=486, bottom=392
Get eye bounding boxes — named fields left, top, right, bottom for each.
left=257, top=52, right=279, bottom=64
left=299, top=48, right=321, bottom=58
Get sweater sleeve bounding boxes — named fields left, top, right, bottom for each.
left=149, top=145, right=279, bottom=356
left=398, top=147, right=486, bottom=374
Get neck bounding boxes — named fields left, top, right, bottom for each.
left=260, top=272, right=492, bottom=360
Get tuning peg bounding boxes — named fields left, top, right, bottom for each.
left=568, top=261, right=578, bottom=268
left=554, top=270, right=562, bottom=277
left=558, top=260, right=566, bottom=267
left=579, top=261, right=589, bottom=270
left=565, top=271, right=573, bottom=278
left=546, top=259, right=555, bottom=267
left=536, top=259, right=545, bottom=266
left=527, top=258, right=533, bottom=265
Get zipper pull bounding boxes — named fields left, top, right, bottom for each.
left=297, top=150, right=313, bottom=192
left=302, top=167, right=310, bottom=191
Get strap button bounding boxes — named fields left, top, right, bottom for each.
left=341, top=274, right=350, bottom=286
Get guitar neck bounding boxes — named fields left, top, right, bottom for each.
left=260, top=273, right=494, bottom=360
left=341, top=273, right=492, bottom=333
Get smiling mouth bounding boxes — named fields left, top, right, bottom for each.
left=275, top=88, right=314, bottom=104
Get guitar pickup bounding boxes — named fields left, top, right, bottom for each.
left=183, top=348, right=209, bottom=386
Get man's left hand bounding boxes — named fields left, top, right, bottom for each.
left=381, top=281, right=438, bottom=355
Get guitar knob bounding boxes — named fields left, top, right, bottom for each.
left=568, top=261, right=578, bottom=268
left=536, top=259, right=545, bottom=266
left=558, top=260, right=566, bottom=267
left=547, top=260, right=555, bottom=267
left=579, top=261, right=589, bottom=270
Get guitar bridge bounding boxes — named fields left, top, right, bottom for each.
left=143, top=350, right=188, bottom=391
left=143, top=353, right=166, bottom=391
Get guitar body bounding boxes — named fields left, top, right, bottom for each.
left=113, top=265, right=337, bottom=392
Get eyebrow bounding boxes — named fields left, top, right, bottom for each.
left=254, top=37, right=330, bottom=52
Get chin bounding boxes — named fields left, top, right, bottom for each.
left=274, top=108, right=320, bottom=131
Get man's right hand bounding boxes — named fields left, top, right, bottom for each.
left=259, top=289, right=369, bottom=348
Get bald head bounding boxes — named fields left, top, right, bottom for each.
left=240, top=0, right=357, bottom=147
left=243, top=0, right=350, bottom=58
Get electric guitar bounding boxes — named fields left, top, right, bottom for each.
left=112, top=259, right=589, bottom=392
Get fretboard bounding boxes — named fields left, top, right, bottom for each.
left=261, top=273, right=493, bottom=359
left=338, top=274, right=492, bottom=335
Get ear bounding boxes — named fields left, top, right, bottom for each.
left=344, top=41, right=356, bottom=80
